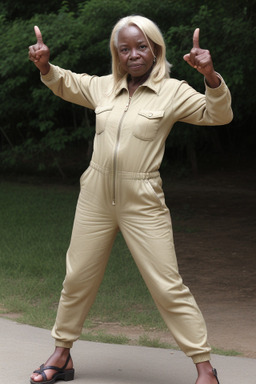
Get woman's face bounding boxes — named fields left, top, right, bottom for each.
left=117, top=25, right=155, bottom=79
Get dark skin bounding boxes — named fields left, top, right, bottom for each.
left=28, top=26, right=50, bottom=75
left=183, top=27, right=220, bottom=88
left=29, top=25, right=219, bottom=384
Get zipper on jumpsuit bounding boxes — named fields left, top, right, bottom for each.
left=112, top=96, right=132, bottom=206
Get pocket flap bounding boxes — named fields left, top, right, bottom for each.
left=95, top=105, right=113, bottom=114
left=138, top=110, right=165, bottom=119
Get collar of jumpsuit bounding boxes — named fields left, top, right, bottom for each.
left=113, top=73, right=161, bottom=96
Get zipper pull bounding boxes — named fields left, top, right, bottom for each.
left=124, top=96, right=131, bottom=112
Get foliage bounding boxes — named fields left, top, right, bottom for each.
left=0, top=0, right=255, bottom=176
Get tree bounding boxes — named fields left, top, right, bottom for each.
left=0, top=0, right=255, bottom=177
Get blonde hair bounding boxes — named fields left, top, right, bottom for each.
left=110, top=15, right=171, bottom=86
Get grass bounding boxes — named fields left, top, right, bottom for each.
left=210, top=347, right=241, bottom=357
left=79, top=331, right=177, bottom=350
left=0, top=180, right=166, bottom=331
left=138, top=334, right=177, bottom=349
left=0, top=180, right=241, bottom=356
left=80, top=331, right=130, bottom=345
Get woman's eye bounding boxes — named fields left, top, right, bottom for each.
left=139, top=45, right=147, bottom=50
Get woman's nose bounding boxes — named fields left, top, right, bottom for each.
left=129, top=48, right=139, bottom=59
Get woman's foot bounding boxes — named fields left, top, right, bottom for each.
left=30, top=347, right=73, bottom=383
left=195, top=361, right=219, bottom=384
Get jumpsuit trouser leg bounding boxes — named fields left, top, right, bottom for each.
left=52, top=167, right=119, bottom=348
left=116, top=172, right=211, bottom=364
left=52, top=166, right=211, bottom=364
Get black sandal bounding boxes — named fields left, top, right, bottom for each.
left=30, top=353, right=74, bottom=384
left=213, top=368, right=220, bottom=384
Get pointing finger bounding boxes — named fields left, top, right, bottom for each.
left=193, top=28, right=200, bottom=49
left=34, top=25, right=43, bottom=44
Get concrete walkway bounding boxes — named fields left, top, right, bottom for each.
left=0, top=317, right=255, bottom=383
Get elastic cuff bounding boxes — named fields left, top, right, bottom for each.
left=192, top=352, right=211, bottom=364
left=55, top=340, right=73, bottom=349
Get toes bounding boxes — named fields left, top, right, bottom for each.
left=30, top=372, right=45, bottom=382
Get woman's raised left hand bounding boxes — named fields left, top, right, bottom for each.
left=183, top=28, right=220, bottom=87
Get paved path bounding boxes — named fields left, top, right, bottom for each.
left=0, top=317, right=255, bottom=383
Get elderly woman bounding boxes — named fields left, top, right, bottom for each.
left=29, top=15, right=232, bottom=384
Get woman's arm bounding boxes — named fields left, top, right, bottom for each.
left=28, top=26, right=101, bottom=110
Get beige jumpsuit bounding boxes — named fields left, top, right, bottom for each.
left=41, top=65, right=233, bottom=363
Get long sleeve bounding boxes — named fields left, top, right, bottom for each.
left=40, top=64, right=112, bottom=111
left=172, top=75, right=233, bottom=126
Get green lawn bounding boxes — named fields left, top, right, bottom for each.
left=0, top=180, right=166, bottom=331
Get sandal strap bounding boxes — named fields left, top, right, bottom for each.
left=61, top=353, right=71, bottom=370
left=32, top=353, right=72, bottom=379
left=40, top=364, right=64, bottom=373
left=32, top=364, right=46, bottom=376
left=33, top=365, right=47, bottom=381
left=33, top=363, right=44, bottom=373
left=213, top=368, right=220, bottom=384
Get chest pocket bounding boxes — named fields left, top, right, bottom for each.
left=95, top=105, right=113, bottom=134
left=133, top=110, right=165, bottom=141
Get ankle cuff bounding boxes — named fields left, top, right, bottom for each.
left=55, top=340, right=73, bottom=349
left=192, top=352, right=211, bottom=364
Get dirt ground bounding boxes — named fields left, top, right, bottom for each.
left=85, top=168, right=256, bottom=359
